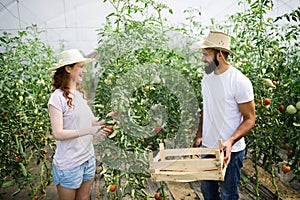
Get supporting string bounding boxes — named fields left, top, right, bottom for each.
left=16, top=0, right=21, bottom=29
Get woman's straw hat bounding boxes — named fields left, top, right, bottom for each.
left=192, top=31, right=236, bottom=56
left=49, top=49, right=95, bottom=71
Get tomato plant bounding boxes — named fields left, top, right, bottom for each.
left=223, top=0, right=300, bottom=197
left=93, top=0, right=299, bottom=199
left=0, top=25, right=56, bottom=198
left=93, top=0, right=200, bottom=199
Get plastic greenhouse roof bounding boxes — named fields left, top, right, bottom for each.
left=0, top=0, right=298, bottom=55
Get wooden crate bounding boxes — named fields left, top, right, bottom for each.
left=149, top=139, right=227, bottom=182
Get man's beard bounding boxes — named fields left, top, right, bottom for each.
left=204, top=56, right=219, bottom=74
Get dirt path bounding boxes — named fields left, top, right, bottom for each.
left=241, top=158, right=300, bottom=200
left=1, top=157, right=299, bottom=200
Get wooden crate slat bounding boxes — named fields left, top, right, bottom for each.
left=159, top=142, right=165, bottom=161
left=149, top=152, right=155, bottom=173
left=152, top=170, right=225, bottom=182
left=151, top=158, right=221, bottom=171
left=215, top=150, right=221, bottom=160
left=161, top=148, right=219, bottom=157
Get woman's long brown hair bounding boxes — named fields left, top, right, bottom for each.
left=51, top=63, right=87, bottom=108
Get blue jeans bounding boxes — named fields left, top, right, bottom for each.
left=200, top=149, right=246, bottom=200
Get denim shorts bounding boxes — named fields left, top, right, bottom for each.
left=52, top=156, right=96, bottom=189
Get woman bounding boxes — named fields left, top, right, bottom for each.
left=48, top=49, right=112, bottom=200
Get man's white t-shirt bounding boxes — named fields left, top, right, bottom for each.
left=48, top=89, right=94, bottom=170
left=201, top=66, right=254, bottom=152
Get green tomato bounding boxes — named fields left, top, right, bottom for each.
left=286, top=105, right=297, bottom=115
left=104, top=79, right=112, bottom=85
left=296, top=101, right=300, bottom=110
left=144, top=86, right=150, bottom=93
left=107, top=74, right=115, bottom=81
left=262, top=78, right=275, bottom=88
left=264, top=51, right=269, bottom=59
left=18, top=79, right=23, bottom=85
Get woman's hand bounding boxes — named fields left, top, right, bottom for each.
left=92, top=126, right=112, bottom=138
left=106, top=111, right=118, bottom=118
left=95, top=111, right=118, bottom=127
left=97, top=119, right=106, bottom=126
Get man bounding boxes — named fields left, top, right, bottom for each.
left=192, top=31, right=256, bottom=200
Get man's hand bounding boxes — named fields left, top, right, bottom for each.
left=192, top=137, right=202, bottom=148
left=222, top=139, right=233, bottom=165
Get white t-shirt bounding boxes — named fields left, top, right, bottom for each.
left=201, top=66, right=254, bottom=152
left=48, top=89, right=94, bottom=170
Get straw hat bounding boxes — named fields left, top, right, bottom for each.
left=49, top=49, right=95, bottom=71
left=192, top=31, right=236, bottom=56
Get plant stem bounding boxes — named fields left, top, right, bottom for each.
left=254, top=150, right=260, bottom=199
left=160, top=181, right=167, bottom=200
left=271, top=164, right=280, bottom=199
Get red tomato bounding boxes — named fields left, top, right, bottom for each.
left=105, top=125, right=114, bottom=131
left=154, top=193, right=161, bottom=200
left=154, top=126, right=162, bottom=133
left=277, top=104, right=284, bottom=113
left=257, top=99, right=261, bottom=104
left=286, top=151, right=292, bottom=157
left=282, top=165, right=291, bottom=173
left=109, top=184, right=117, bottom=192
left=263, top=98, right=271, bottom=105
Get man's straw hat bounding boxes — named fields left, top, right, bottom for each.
left=49, top=49, right=95, bottom=71
left=192, top=31, right=236, bottom=56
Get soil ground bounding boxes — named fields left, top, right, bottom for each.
left=1, top=156, right=299, bottom=200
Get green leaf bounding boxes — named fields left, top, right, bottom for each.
left=293, top=122, right=300, bottom=127
left=18, top=31, right=26, bottom=37
left=19, top=162, right=27, bottom=177
left=12, top=188, right=21, bottom=196
left=1, top=180, right=16, bottom=188
left=108, top=130, right=118, bottom=139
